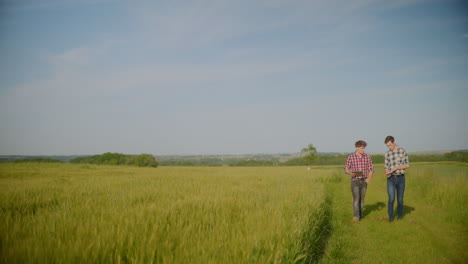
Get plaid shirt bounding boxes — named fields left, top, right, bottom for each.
left=344, top=152, right=374, bottom=179
left=385, top=147, right=409, bottom=176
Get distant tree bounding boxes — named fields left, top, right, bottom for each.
left=135, top=154, right=158, bottom=167
left=301, top=144, right=317, bottom=167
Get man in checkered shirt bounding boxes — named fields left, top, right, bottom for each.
left=344, top=140, right=374, bottom=222
left=384, top=135, right=410, bottom=222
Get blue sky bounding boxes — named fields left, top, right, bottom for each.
left=1, top=0, right=467, bottom=155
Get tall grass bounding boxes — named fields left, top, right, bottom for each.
left=407, top=164, right=468, bottom=224
left=0, top=164, right=329, bottom=264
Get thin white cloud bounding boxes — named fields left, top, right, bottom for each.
left=374, top=0, right=430, bottom=10
left=130, top=1, right=279, bottom=48
left=386, top=55, right=468, bottom=78
left=128, top=0, right=386, bottom=50
left=9, top=49, right=312, bottom=98
left=51, top=47, right=90, bottom=68
left=0, top=0, right=114, bottom=12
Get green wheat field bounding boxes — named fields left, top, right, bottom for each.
left=1, top=162, right=467, bottom=263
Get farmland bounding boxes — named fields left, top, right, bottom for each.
left=0, top=163, right=467, bottom=263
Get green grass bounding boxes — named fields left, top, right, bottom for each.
left=0, top=164, right=329, bottom=263
left=0, top=163, right=466, bottom=263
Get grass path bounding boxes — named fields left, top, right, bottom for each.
left=319, top=165, right=467, bottom=264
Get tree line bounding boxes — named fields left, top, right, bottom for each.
left=6, top=150, right=467, bottom=167
left=160, top=151, right=468, bottom=166
left=69, top=153, right=158, bottom=167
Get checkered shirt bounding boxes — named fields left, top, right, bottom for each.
left=385, top=147, right=409, bottom=175
left=344, top=152, right=374, bottom=179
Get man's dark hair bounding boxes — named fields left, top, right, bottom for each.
left=355, top=140, right=367, bottom=148
left=384, top=136, right=395, bottom=144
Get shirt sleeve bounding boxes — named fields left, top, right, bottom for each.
left=402, top=149, right=409, bottom=166
left=384, top=153, right=390, bottom=170
left=344, top=155, right=351, bottom=171
left=367, top=155, right=374, bottom=171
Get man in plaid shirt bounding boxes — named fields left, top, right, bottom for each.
left=384, top=135, right=409, bottom=222
left=344, top=140, right=374, bottom=222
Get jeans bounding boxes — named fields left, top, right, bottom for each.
left=387, top=175, right=405, bottom=221
left=351, top=178, right=367, bottom=220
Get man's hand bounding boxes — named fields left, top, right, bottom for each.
left=365, top=178, right=370, bottom=184
left=385, top=169, right=392, bottom=178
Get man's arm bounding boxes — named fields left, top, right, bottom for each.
left=384, top=153, right=393, bottom=175
left=344, top=168, right=356, bottom=177
left=344, top=156, right=356, bottom=176
left=365, top=170, right=373, bottom=184
left=390, top=164, right=409, bottom=172
left=365, top=156, right=374, bottom=184
left=403, top=149, right=409, bottom=168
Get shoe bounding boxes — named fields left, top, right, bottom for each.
left=352, top=217, right=359, bottom=222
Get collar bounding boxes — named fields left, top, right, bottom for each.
left=353, top=152, right=367, bottom=157
left=391, top=146, right=400, bottom=153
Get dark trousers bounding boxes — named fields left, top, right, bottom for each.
left=351, top=178, right=367, bottom=219
left=387, top=175, right=405, bottom=221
